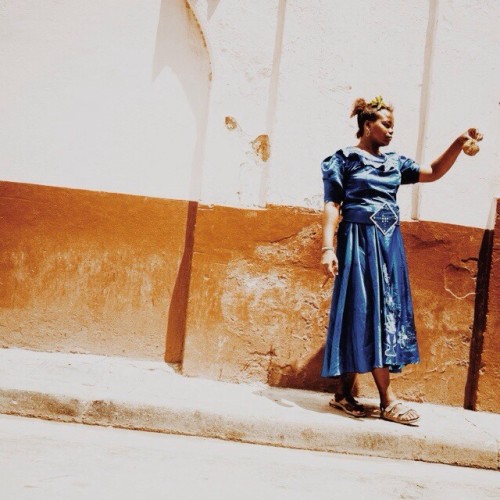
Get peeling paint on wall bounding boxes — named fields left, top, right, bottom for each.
left=251, top=134, right=270, bottom=162
left=225, top=116, right=238, bottom=130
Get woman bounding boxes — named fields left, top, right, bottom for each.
left=320, top=96, right=482, bottom=425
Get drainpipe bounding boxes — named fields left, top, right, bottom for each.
left=412, top=0, right=439, bottom=219
left=259, top=0, right=287, bottom=206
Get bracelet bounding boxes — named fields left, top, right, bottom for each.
left=322, top=246, right=335, bottom=252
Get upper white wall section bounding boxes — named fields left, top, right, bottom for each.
left=194, top=0, right=280, bottom=207
left=265, top=0, right=428, bottom=221
left=193, top=0, right=498, bottom=228
left=416, top=0, right=500, bottom=228
left=0, top=0, right=498, bottom=227
left=0, top=0, right=210, bottom=200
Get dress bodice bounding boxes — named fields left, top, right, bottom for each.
left=321, top=147, right=420, bottom=213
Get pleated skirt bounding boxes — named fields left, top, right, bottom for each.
left=321, top=220, right=420, bottom=377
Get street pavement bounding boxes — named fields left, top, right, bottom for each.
left=0, top=348, right=499, bottom=470
left=1, top=414, right=499, bottom=500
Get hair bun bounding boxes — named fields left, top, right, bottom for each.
left=350, top=98, right=366, bottom=118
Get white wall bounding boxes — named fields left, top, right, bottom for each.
left=0, top=0, right=210, bottom=200
left=195, top=0, right=280, bottom=207
left=193, top=0, right=498, bottom=228
left=1, top=0, right=498, bottom=228
left=265, top=0, right=429, bottom=221
left=416, top=0, right=500, bottom=228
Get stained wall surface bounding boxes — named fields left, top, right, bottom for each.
left=0, top=1, right=498, bottom=411
left=0, top=181, right=191, bottom=360
left=476, top=199, right=500, bottom=412
left=182, top=205, right=484, bottom=407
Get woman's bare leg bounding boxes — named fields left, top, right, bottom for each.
left=331, top=372, right=366, bottom=417
left=372, top=367, right=418, bottom=421
left=337, top=372, right=357, bottom=400
left=371, top=367, right=395, bottom=407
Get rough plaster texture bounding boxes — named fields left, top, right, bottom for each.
left=0, top=183, right=494, bottom=409
left=1, top=0, right=497, bottom=226
left=0, top=1, right=497, bottom=410
left=183, top=204, right=331, bottom=389
left=0, top=182, right=190, bottom=360
left=372, top=221, right=483, bottom=406
left=266, top=1, right=428, bottom=221
left=183, top=205, right=488, bottom=408
left=190, top=0, right=498, bottom=228
left=476, top=199, right=500, bottom=412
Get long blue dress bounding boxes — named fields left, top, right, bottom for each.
left=321, top=146, right=420, bottom=377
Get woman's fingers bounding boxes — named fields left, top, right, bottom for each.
left=323, top=262, right=334, bottom=277
left=326, top=260, right=338, bottom=277
left=321, top=252, right=339, bottom=278
left=331, top=261, right=338, bottom=276
left=467, top=128, right=483, bottom=141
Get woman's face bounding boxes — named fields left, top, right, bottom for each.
left=366, top=109, right=394, bottom=147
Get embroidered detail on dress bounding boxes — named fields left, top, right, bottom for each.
left=382, top=263, right=418, bottom=363
left=382, top=264, right=398, bottom=359
left=370, top=203, right=398, bottom=235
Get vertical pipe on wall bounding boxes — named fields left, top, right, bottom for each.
left=412, top=0, right=439, bottom=220
left=464, top=198, right=498, bottom=410
left=463, top=228, right=494, bottom=409
left=258, top=0, right=287, bottom=206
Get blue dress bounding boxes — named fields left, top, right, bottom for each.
left=321, top=146, right=420, bottom=377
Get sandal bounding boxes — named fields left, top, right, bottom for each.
left=329, top=396, right=367, bottom=418
left=380, top=401, right=420, bottom=425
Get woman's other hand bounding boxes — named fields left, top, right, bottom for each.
left=321, top=249, right=338, bottom=278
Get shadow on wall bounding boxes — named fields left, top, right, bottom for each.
left=207, top=0, right=221, bottom=19
left=267, top=347, right=337, bottom=394
left=152, top=0, right=211, bottom=201
left=152, top=0, right=211, bottom=362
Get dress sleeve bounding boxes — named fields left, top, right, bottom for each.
left=398, top=155, right=421, bottom=185
left=321, top=152, right=345, bottom=203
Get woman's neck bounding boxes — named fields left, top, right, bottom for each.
left=356, top=138, right=381, bottom=156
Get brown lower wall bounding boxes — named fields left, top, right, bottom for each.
left=0, top=182, right=497, bottom=411
left=182, top=204, right=489, bottom=408
left=476, top=200, right=500, bottom=412
left=0, top=181, right=191, bottom=360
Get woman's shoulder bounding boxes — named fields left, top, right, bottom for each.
left=321, top=149, right=346, bottom=174
left=321, top=147, right=411, bottom=174
left=321, top=147, right=371, bottom=175
left=321, top=147, right=358, bottom=165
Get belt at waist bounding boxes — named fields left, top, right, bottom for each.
left=342, top=204, right=400, bottom=234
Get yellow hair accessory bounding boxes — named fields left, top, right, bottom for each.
left=369, top=95, right=386, bottom=111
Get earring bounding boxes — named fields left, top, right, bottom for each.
left=367, top=129, right=371, bottom=137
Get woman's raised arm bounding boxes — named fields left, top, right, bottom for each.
left=418, top=128, right=483, bottom=183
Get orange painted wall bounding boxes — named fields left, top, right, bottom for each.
left=183, top=204, right=487, bottom=408
left=476, top=199, right=500, bottom=412
left=1, top=182, right=495, bottom=410
left=0, top=181, right=190, bottom=360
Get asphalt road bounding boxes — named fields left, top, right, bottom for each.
left=1, top=415, right=498, bottom=499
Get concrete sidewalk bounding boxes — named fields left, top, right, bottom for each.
left=0, top=348, right=498, bottom=470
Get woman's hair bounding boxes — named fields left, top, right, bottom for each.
left=351, top=97, right=393, bottom=138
